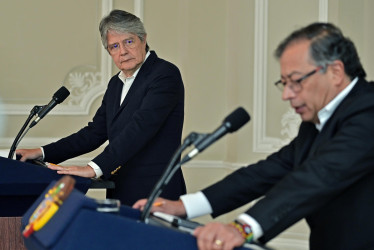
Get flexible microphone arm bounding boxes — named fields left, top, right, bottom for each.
left=8, top=105, right=43, bottom=159
left=141, top=107, right=251, bottom=223
left=140, top=132, right=204, bottom=222
left=8, top=86, right=70, bottom=160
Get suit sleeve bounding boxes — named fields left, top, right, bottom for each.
left=202, top=138, right=297, bottom=216
left=204, top=90, right=374, bottom=243
left=42, top=90, right=110, bottom=163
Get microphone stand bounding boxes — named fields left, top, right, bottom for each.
left=141, top=132, right=206, bottom=222
left=8, top=105, right=44, bottom=159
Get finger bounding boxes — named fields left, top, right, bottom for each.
left=151, top=199, right=167, bottom=212
left=196, top=237, right=207, bottom=250
left=193, top=227, right=206, bottom=250
left=219, top=225, right=245, bottom=250
left=194, top=226, right=216, bottom=250
left=57, top=170, right=69, bottom=175
left=193, top=226, right=203, bottom=236
left=132, top=199, right=147, bottom=209
left=213, top=239, right=224, bottom=249
left=47, top=164, right=64, bottom=171
left=152, top=200, right=165, bottom=207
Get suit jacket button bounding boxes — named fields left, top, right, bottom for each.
left=111, top=166, right=122, bottom=175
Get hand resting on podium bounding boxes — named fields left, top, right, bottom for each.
left=133, top=197, right=187, bottom=218
left=16, top=148, right=96, bottom=178
left=133, top=198, right=247, bottom=250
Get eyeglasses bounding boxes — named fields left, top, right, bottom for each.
left=274, top=66, right=324, bottom=92
left=107, top=38, right=136, bottom=54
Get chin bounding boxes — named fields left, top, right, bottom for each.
left=300, top=115, right=312, bottom=123
left=122, top=65, right=136, bottom=71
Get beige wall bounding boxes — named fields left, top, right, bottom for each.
left=1, top=0, right=374, bottom=249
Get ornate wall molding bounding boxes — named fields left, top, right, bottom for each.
left=252, top=0, right=328, bottom=153
left=0, top=0, right=113, bottom=116
left=134, top=0, right=144, bottom=20
left=0, top=0, right=144, bottom=148
left=0, top=0, right=145, bottom=117
left=319, top=0, right=329, bottom=22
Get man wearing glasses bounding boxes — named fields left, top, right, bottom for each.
left=134, top=22, right=374, bottom=250
left=17, top=10, right=186, bottom=207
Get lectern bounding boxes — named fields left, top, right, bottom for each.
left=21, top=179, right=267, bottom=250
left=0, top=156, right=92, bottom=250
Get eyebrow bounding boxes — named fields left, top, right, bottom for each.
left=280, top=71, right=304, bottom=79
left=108, top=37, right=135, bottom=46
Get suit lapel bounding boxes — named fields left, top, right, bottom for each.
left=111, top=75, right=123, bottom=115
left=112, top=51, right=158, bottom=120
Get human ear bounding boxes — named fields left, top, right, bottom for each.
left=328, top=60, right=346, bottom=86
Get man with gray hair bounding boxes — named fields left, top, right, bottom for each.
left=17, top=9, right=186, bottom=206
left=134, top=22, right=374, bottom=250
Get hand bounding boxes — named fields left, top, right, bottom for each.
left=132, top=198, right=187, bottom=217
left=47, top=164, right=96, bottom=178
left=193, top=222, right=245, bottom=250
left=16, top=148, right=43, bottom=162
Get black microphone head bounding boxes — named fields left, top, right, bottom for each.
left=53, top=86, right=70, bottom=104
left=223, top=107, right=250, bottom=132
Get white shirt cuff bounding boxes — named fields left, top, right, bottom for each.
left=237, top=213, right=263, bottom=241
left=88, top=161, right=103, bottom=178
left=180, top=192, right=264, bottom=241
left=180, top=191, right=213, bottom=219
left=40, top=147, right=45, bottom=160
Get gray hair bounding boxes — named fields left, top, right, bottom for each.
left=275, top=22, right=366, bottom=79
left=99, top=9, right=149, bottom=51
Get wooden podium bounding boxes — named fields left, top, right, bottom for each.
left=0, top=217, right=26, bottom=249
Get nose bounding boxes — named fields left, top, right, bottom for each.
left=281, top=84, right=296, bottom=101
left=119, top=43, right=129, bottom=54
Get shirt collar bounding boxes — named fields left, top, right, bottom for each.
left=118, top=51, right=151, bottom=82
left=315, top=77, right=358, bottom=131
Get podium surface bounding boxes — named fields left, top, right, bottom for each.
left=21, top=181, right=264, bottom=250
left=0, top=156, right=92, bottom=250
left=0, top=156, right=92, bottom=217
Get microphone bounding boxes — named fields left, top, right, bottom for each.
left=29, top=86, right=70, bottom=128
left=182, top=107, right=250, bottom=163
left=141, top=107, right=250, bottom=223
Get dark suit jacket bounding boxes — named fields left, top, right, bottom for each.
left=43, top=51, right=186, bottom=206
left=202, top=78, right=374, bottom=250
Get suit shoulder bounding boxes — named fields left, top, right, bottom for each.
left=346, top=79, right=374, bottom=104
left=153, top=56, right=181, bottom=74
left=146, top=51, right=180, bottom=74
left=334, top=79, right=374, bottom=122
left=106, top=72, right=122, bottom=86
